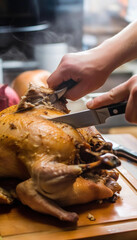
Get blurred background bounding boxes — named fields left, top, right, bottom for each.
left=0, top=0, right=137, bottom=134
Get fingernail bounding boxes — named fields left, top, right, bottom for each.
left=87, top=100, right=93, bottom=109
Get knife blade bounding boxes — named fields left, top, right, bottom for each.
left=49, top=79, right=77, bottom=103
left=47, top=101, right=127, bottom=128
left=104, top=137, right=137, bottom=163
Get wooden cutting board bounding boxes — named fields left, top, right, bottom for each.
left=0, top=134, right=137, bottom=240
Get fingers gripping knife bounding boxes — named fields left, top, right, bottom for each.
left=46, top=79, right=127, bottom=128
left=48, top=79, right=77, bottom=104
left=49, top=101, right=127, bottom=128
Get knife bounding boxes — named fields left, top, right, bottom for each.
left=104, top=137, right=137, bottom=163
left=49, top=79, right=77, bottom=103
left=48, top=101, right=127, bottom=128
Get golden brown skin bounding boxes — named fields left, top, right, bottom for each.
left=0, top=98, right=121, bottom=222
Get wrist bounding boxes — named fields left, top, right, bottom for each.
left=96, top=38, right=123, bottom=73
left=87, top=40, right=117, bottom=78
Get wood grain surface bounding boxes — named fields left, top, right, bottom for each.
left=0, top=134, right=137, bottom=240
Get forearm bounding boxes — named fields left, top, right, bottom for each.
left=94, top=20, right=137, bottom=73
left=47, top=20, right=137, bottom=100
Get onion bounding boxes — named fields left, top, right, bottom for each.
left=0, top=84, right=20, bottom=111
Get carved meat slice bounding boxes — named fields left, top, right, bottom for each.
left=0, top=84, right=121, bottom=222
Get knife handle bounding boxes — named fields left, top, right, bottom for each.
left=107, top=101, right=127, bottom=116
left=114, top=146, right=137, bottom=163
left=57, top=79, right=77, bottom=90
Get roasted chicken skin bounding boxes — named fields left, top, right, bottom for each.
left=0, top=85, right=121, bottom=222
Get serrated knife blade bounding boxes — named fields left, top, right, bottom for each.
left=47, top=101, right=127, bottom=128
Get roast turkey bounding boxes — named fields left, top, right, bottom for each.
left=0, top=84, right=121, bottom=222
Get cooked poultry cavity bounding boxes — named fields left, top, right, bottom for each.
left=0, top=84, right=121, bottom=222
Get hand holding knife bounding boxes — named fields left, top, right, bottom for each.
left=42, top=79, right=127, bottom=128
left=48, top=79, right=77, bottom=104
left=43, top=79, right=137, bottom=162
left=49, top=101, right=127, bottom=128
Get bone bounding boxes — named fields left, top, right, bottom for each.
left=79, top=160, right=101, bottom=171
left=79, top=153, right=121, bottom=172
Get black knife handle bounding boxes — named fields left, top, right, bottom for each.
left=107, top=101, right=127, bottom=116
left=57, top=79, right=77, bottom=90
left=114, top=146, right=137, bottom=163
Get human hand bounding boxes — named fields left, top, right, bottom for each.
left=48, top=20, right=137, bottom=105
left=47, top=47, right=113, bottom=101
left=87, top=75, right=137, bottom=124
